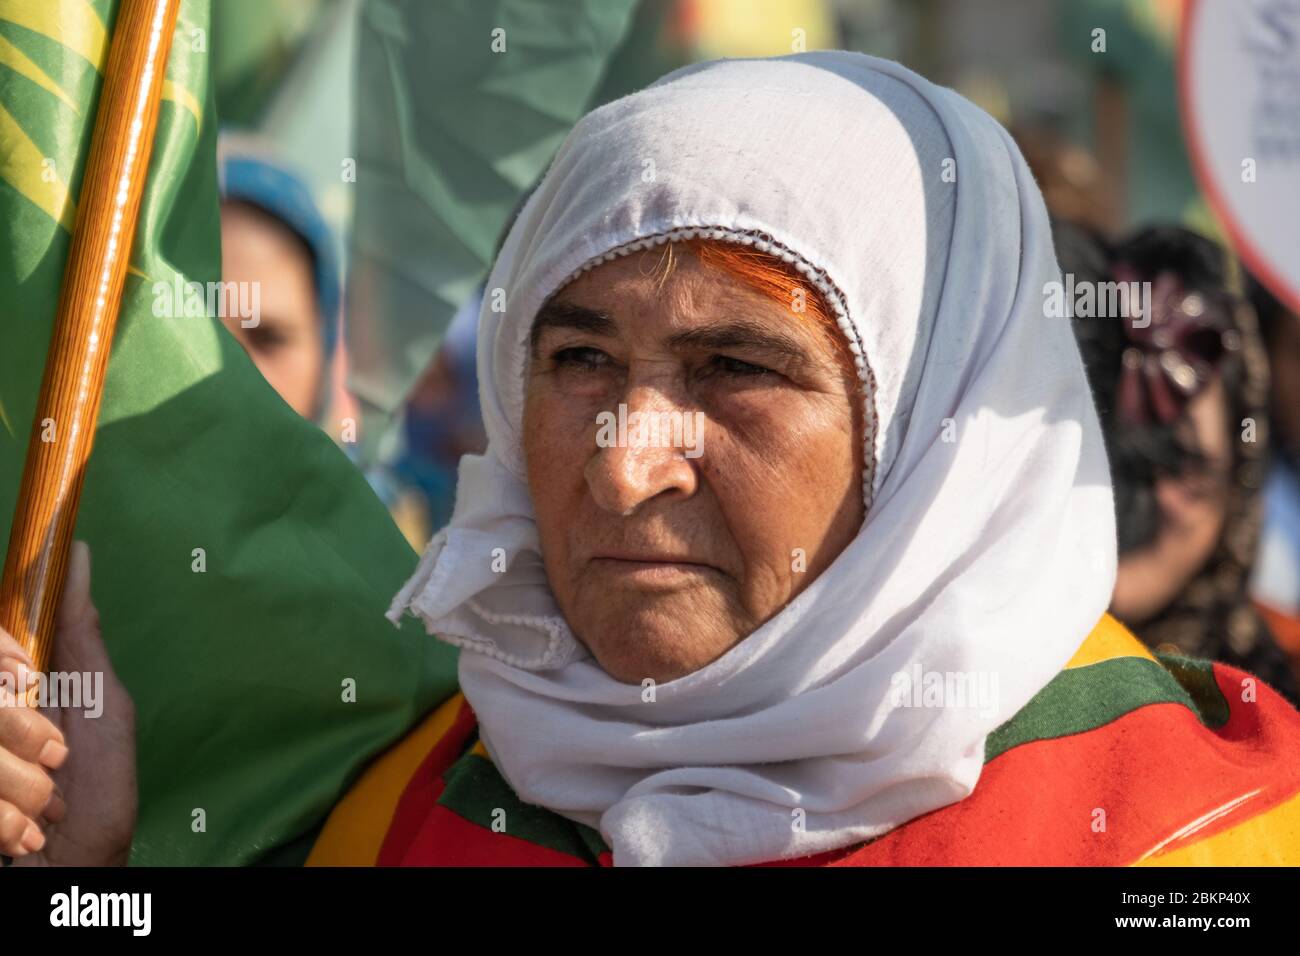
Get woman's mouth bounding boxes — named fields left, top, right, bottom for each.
left=588, top=554, right=722, bottom=587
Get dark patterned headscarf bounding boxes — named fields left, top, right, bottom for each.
left=1059, top=222, right=1298, bottom=702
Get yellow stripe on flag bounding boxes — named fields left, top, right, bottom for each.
left=0, top=0, right=108, bottom=71
left=161, top=78, right=200, bottom=128
left=1064, top=613, right=1156, bottom=670
left=0, top=101, right=74, bottom=228
left=0, top=33, right=80, bottom=112
left=306, top=693, right=468, bottom=867
left=1136, top=789, right=1300, bottom=866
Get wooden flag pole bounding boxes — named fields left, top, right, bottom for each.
left=0, top=0, right=182, bottom=682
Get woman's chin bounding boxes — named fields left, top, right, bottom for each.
left=572, top=595, right=742, bottom=685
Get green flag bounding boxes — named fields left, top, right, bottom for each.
left=0, top=0, right=457, bottom=865
left=345, top=0, right=640, bottom=463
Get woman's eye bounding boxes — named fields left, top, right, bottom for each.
left=246, top=323, right=288, bottom=353
left=711, top=355, right=774, bottom=378
left=552, top=346, right=609, bottom=370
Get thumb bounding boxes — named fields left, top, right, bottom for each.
left=55, top=540, right=95, bottom=632
left=46, top=542, right=133, bottom=742
left=49, top=541, right=114, bottom=682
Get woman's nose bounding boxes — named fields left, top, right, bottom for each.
left=585, top=386, right=701, bottom=516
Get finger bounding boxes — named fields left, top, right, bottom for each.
left=0, top=627, right=34, bottom=668
left=51, top=542, right=119, bottom=687
left=0, top=655, right=37, bottom=700
left=0, top=798, right=43, bottom=857
left=0, top=700, right=65, bottom=765
left=0, top=744, right=55, bottom=819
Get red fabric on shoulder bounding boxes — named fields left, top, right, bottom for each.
left=375, top=698, right=479, bottom=867
left=767, top=661, right=1300, bottom=866
left=397, top=805, right=592, bottom=866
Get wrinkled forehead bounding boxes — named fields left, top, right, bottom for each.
left=480, top=54, right=957, bottom=495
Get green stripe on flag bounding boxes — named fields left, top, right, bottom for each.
left=438, top=752, right=602, bottom=864
left=985, top=655, right=1221, bottom=763
left=1153, top=652, right=1231, bottom=727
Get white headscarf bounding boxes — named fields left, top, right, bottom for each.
left=388, top=51, right=1117, bottom=866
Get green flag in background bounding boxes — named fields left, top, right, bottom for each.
left=345, top=0, right=640, bottom=463
left=0, top=0, right=457, bottom=865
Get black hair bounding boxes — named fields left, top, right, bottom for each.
left=1111, top=224, right=1228, bottom=291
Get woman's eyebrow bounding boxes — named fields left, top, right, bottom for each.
left=530, top=301, right=615, bottom=355
left=666, top=321, right=809, bottom=362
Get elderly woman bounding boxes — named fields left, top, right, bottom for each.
left=4, top=52, right=1300, bottom=868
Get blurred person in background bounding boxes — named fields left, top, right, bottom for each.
left=375, top=190, right=535, bottom=543
left=1248, top=275, right=1300, bottom=677
left=217, top=133, right=341, bottom=421
left=392, top=291, right=487, bottom=536
left=1060, top=221, right=1299, bottom=701
left=1015, top=124, right=1109, bottom=234
left=364, top=293, right=487, bottom=550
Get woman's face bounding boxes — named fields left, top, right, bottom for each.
left=220, top=201, right=324, bottom=420
left=523, top=247, right=864, bottom=684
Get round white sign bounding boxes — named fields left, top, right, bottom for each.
left=1180, top=0, right=1300, bottom=312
